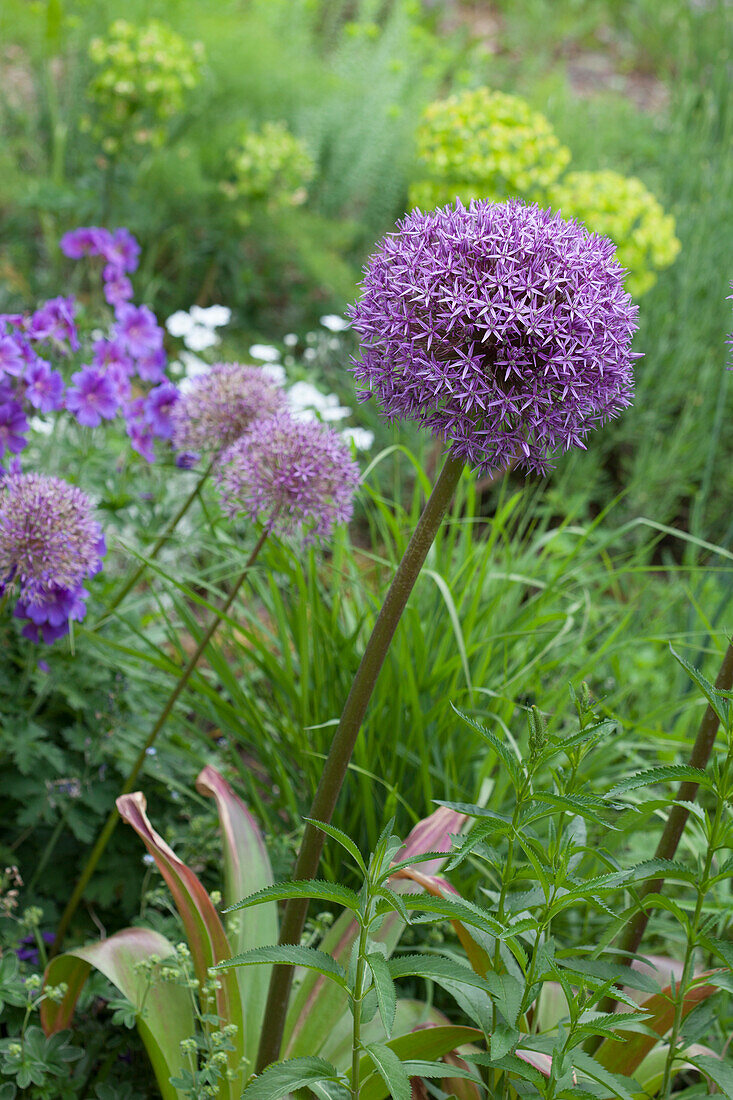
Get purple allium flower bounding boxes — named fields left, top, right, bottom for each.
left=135, top=346, right=167, bottom=383
left=114, top=304, right=163, bottom=360
left=0, top=403, right=29, bottom=457
left=99, top=228, right=141, bottom=274
left=66, top=366, right=119, bottom=427
left=171, top=363, right=286, bottom=453
left=26, top=297, right=79, bottom=353
left=24, top=360, right=65, bottom=413
left=0, top=335, right=26, bottom=378
left=103, top=272, right=134, bottom=308
left=144, top=381, right=179, bottom=438
left=349, top=199, right=640, bottom=475
left=218, top=410, right=360, bottom=542
left=0, top=473, right=105, bottom=643
left=60, top=227, right=108, bottom=259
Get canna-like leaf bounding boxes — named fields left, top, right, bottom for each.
left=116, top=792, right=243, bottom=1098
left=195, top=766, right=277, bottom=1059
left=41, top=928, right=193, bottom=1100
left=595, top=971, right=722, bottom=1074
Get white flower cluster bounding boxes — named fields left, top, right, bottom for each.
left=165, top=305, right=231, bottom=351
left=167, top=307, right=373, bottom=449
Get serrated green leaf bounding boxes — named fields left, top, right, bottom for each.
left=244, top=1057, right=342, bottom=1100
left=671, top=646, right=730, bottom=726
left=490, top=1024, right=519, bottom=1060
left=367, top=952, right=397, bottom=1037
left=305, top=819, right=367, bottom=878
left=451, top=706, right=524, bottom=789
left=224, top=880, right=361, bottom=914
left=214, top=945, right=347, bottom=987
left=389, top=954, right=491, bottom=993
left=364, top=1043, right=411, bottom=1100
left=608, top=766, right=711, bottom=796
left=571, top=1050, right=639, bottom=1100
left=689, top=1053, right=733, bottom=1099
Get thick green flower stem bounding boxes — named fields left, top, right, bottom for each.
left=591, top=638, right=733, bottom=1025
left=256, top=448, right=466, bottom=1072
left=98, top=457, right=216, bottom=626
left=52, top=527, right=269, bottom=956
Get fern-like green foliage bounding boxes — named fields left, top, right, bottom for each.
left=85, top=19, right=205, bottom=154
left=549, top=170, right=681, bottom=295
left=409, top=87, right=571, bottom=210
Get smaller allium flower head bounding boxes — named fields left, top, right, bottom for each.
left=349, top=199, right=640, bottom=475
left=218, top=410, right=360, bottom=543
left=171, top=363, right=286, bottom=453
left=0, top=473, right=105, bottom=642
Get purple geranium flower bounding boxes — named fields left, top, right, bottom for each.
left=24, top=360, right=65, bottom=413
left=144, top=381, right=179, bottom=438
left=15, top=931, right=56, bottom=967
left=0, top=335, right=26, bottom=378
left=99, top=228, right=140, bottom=274
left=103, top=272, right=134, bottom=308
left=135, top=346, right=167, bottom=383
left=124, top=398, right=156, bottom=462
left=26, top=297, right=80, bottom=353
left=0, top=403, right=29, bottom=457
left=66, top=366, right=118, bottom=427
left=15, top=583, right=89, bottom=643
left=349, top=198, right=640, bottom=475
left=114, top=304, right=163, bottom=359
left=92, top=337, right=132, bottom=375
left=59, top=227, right=108, bottom=260
left=218, top=409, right=360, bottom=543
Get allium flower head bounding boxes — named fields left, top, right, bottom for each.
left=349, top=199, right=639, bottom=475
left=0, top=473, right=104, bottom=605
left=218, top=410, right=360, bottom=542
left=171, top=363, right=286, bottom=452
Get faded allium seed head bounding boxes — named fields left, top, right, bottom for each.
left=218, top=410, right=360, bottom=542
left=0, top=473, right=104, bottom=602
left=349, top=198, right=640, bottom=475
left=171, top=363, right=286, bottom=452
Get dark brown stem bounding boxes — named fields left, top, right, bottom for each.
left=255, top=449, right=466, bottom=1072
left=51, top=528, right=269, bottom=956
left=592, top=639, right=733, bottom=1025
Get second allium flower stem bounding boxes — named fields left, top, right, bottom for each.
left=52, top=526, right=270, bottom=955
left=256, top=447, right=466, bottom=1072
left=98, top=456, right=216, bottom=626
